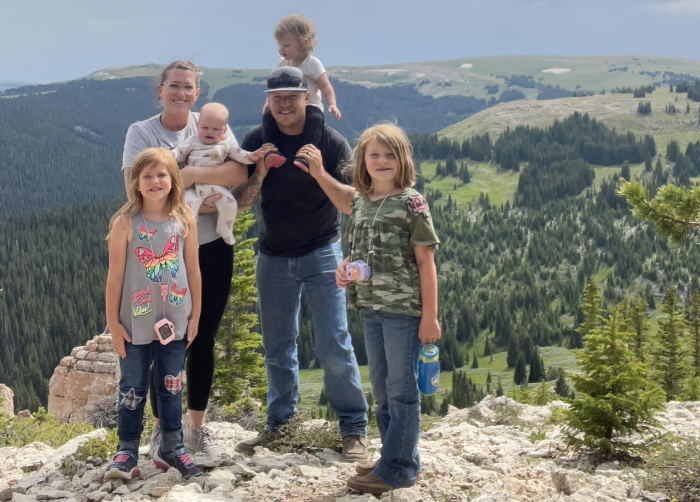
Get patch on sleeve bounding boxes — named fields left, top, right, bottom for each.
left=120, top=388, right=144, bottom=411
left=408, top=194, right=429, bottom=218
left=165, top=372, right=183, bottom=395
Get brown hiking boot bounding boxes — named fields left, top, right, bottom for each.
left=341, top=435, right=369, bottom=462
left=235, top=431, right=275, bottom=455
left=347, top=471, right=392, bottom=495
left=355, top=457, right=379, bottom=476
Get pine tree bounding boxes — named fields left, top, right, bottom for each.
left=513, top=352, right=527, bottom=385
left=486, top=371, right=492, bottom=394
left=528, top=346, right=543, bottom=383
left=506, top=334, right=518, bottom=368
left=471, top=350, right=479, bottom=369
left=565, top=308, right=665, bottom=458
left=496, top=376, right=504, bottom=396
left=575, top=281, right=602, bottom=346
left=687, top=289, right=700, bottom=377
left=213, top=213, right=267, bottom=403
left=617, top=176, right=700, bottom=245
left=654, top=288, right=690, bottom=400
left=483, top=336, right=491, bottom=357
left=318, top=386, right=327, bottom=405
left=555, top=369, right=570, bottom=398
left=535, top=380, right=551, bottom=405
left=629, top=296, right=650, bottom=362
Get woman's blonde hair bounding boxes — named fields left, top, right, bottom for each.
left=274, top=15, right=318, bottom=56
left=107, top=148, right=195, bottom=240
left=351, top=124, right=416, bottom=194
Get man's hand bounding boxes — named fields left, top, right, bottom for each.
left=296, top=144, right=325, bottom=178
left=335, top=256, right=351, bottom=288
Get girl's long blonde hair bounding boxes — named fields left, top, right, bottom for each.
left=350, top=124, right=416, bottom=194
left=107, top=148, right=195, bottom=240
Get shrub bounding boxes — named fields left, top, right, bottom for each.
left=264, top=412, right=341, bottom=454
left=643, top=437, right=700, bottom=501
left=0, top=408, right=93, bottom=448
left=74, top=429, right=119, bottom=462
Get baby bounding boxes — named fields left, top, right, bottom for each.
left=171, top=102, right=262, bottom=245
left=263, top=14, right=340, bottom=120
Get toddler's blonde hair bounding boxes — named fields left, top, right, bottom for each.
left=275, top=15, right=318, bottom=57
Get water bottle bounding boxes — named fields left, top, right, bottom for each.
left=418, top=344, right=440, bottom=395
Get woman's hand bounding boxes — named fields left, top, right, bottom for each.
left=186, top=317, right=199, bottom=349
left=111, top=323, right=131, bottom=359
left=336, top=256, right=351, bottom=288
left=418, top=317, right=441, bottom=345
left=199, top=194, right=222, bottom=213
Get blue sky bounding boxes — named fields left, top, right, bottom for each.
left=4, top=0, right=700, bottom=83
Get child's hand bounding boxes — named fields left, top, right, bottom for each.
left=328, top=105, right=341, bottom=121
left=111, top=323, right=131, bottom=359
left=186, top=317, right=199, bottom=349
left=418, top=317, right=441, bottom=345
left=247, top=148, right=265, bottom=163
left=336, top=256, right=351, bottom=288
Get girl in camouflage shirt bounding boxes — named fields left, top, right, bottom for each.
left=336, top=124, right=441, bottom=495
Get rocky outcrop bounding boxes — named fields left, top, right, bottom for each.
left=1, top=397, right=696, bottom=502
left=48, top=334, right=119, bottom=423
left=0, top=384, right=14, bottom=416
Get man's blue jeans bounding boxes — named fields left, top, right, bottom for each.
left=117, top=339, right=186, bottom=459
left=362, top=308, right=421, bottom=488
left=256, top=242, right=368, bottom=436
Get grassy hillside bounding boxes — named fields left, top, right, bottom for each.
left=441, top=87, right=700, bottom=152
left=84, top=55, right=700, bottom=103
left=298, top=346, right=579, bottom=410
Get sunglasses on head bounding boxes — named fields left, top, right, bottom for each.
left=267, top=74, right=304, bottom=90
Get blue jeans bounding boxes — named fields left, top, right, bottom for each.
left=256, top=242, right=367, bottom=436
left=117, top=339, right=186, bottom=459
left=363, top=308, right=421, bottom=488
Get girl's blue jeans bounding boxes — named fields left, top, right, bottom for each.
left=116, top=339, right=186, bottom=459
left=362, top=308, right=421, bottom=488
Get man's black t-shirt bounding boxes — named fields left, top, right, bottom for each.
left=242, top=114, right=353, bottom=257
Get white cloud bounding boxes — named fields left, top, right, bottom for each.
left=648, top=0, right=700, bottom=15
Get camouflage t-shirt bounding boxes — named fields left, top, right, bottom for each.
left=345, top=188, right=439, bottom=317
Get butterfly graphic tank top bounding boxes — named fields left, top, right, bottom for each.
left=119, top=213, right=192, bottom=345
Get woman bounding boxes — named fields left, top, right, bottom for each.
left=121, top=61, right=249, bottom=461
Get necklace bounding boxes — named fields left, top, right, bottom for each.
left=350, top=188, right=395, bottom=260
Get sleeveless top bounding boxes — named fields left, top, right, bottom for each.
left=119, top=214, right=192, bottom=345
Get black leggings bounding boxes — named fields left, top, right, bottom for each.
left=151, top=238, right=234, bottom=417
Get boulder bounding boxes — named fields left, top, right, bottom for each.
left=0, top=385, right=14, bottom=416
left=48, top=334, right=119, bottom=423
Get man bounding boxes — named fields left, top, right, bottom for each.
left=232, top=67, right=368, bottom=460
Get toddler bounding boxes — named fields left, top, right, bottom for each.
left=263, top=14, right=340, bottom=120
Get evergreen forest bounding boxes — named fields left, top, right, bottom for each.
left=3, top=77, right=700, bottom=411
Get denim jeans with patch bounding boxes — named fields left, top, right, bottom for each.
left=362, top=308, right=421, bottom=488
left=117, top=339, right=186, bottom=459
left=256, top=242, right=368, bottom=436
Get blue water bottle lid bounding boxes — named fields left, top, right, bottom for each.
left=420, top=344, right=439, bottom=363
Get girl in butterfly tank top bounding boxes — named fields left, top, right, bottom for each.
left=104, top=148, right=202, bottom=480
